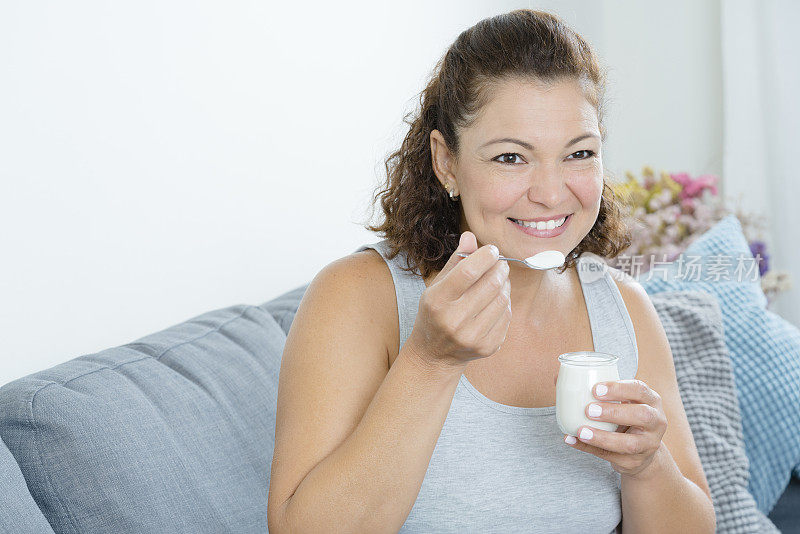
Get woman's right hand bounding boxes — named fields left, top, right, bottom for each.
left=405, top=231, right=512, bottom=371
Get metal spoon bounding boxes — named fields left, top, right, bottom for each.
left=456, top=249, right=565, bottom=270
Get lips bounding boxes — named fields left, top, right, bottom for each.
left=509, top=213, right=572, bottom=223
left=509, top=213, right=571, bottom=238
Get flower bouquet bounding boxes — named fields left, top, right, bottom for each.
left=608, top=166, right=792, bottom=306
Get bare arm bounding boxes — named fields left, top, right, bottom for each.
left=276, top=342, right=463, bottom=533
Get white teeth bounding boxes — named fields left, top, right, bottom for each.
left=514, top=216, right=567, bottom=230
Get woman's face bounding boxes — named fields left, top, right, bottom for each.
left=431, top=77, right=604, bottom=260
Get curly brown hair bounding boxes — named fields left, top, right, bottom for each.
left=363, top=9, right=631, bottom=280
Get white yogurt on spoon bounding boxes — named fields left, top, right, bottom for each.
left=523, top=249, right=565, bottom=270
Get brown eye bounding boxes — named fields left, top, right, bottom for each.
left=493, top=153, right=524, bottom=165
left=569, top=150, right=596, bottom=160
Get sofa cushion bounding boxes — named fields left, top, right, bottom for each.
left=637, top=214, right=800, bottom=514
left=648, top=290, right=778, bottom=533
left=0, top=435, right=56, bottom=533
left=0, top=303, right=286, bottom=534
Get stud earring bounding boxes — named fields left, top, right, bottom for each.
left=446, top=184, right=459, bottom=201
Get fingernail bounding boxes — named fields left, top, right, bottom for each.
left=579, top=428, right=593, bottom=440
left=490, top=245, right=499, bottom=257
left=565, top=435, right=577, bottom=444
left=588, top=403, right=602, bottom=417
left=596, top=384, right=608, bottom=397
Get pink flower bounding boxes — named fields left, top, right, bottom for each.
left=680, top=174, right=719, bottom=200
left=670, top=172, right=692, bottom=187
left=681, top=198, right=696, bottom=212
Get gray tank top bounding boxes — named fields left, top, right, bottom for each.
left=353, top=239, right=638, bottom=534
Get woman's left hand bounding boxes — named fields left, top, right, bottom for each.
left=563, top=379, right=668, bottom=479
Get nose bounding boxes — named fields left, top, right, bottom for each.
left=527, top=168, right=564, bottom=207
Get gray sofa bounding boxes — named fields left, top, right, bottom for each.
left=1, top=282, right=798, bottom=533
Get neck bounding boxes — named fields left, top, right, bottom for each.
left=507, top=262, right=556, bottom=320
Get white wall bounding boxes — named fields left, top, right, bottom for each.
left=0, top=0, right=725, bottom=385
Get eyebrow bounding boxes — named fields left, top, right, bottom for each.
left=480, top=132, right=600, bottom=150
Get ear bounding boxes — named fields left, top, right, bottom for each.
left=430, top=129, right=457, bottom=186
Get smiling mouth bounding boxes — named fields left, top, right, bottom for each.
left=508, top=214, right=571, bottom=229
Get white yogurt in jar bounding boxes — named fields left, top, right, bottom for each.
left=556, top=351, right=620, bottom=436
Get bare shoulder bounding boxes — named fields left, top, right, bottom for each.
left=332, top=248, right=397, bottom=318
left=329, top=248, right=394, bottom=288
left=607, top=265, right=650, bottom=313
left=606, top=265, right=661, bottom=341
left=305, top=247, right=399, bottom=365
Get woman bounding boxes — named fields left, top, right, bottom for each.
left=267, top=9, right=715, bottom=533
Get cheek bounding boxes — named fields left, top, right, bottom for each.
left=567, top=173, right=603, bottom=208
left=475, top=173, right=523, bottom=209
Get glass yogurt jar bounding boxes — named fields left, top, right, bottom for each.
left=556, top=351, right=620, bottom=437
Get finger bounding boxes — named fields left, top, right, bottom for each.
left=564, top=433, right=614, bottom=462
left=448, top=240, right=498, bottom=286
left=593, top=379, right=660, bottom=407
left=472, top=283, right=512, bottom=344
left=585, top=402, right=660, bottom=429
left=573, top=425, right=649, bottom=456
left=564, top=433, right=628, bottom=469
left=442, top=243, right=502, bottom=301
left=457, top=260, right=509, bottom=319
left=434, top=231, right=477, bottom=281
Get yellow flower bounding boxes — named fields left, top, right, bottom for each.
left=662, top=174, right=682, bottom=196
